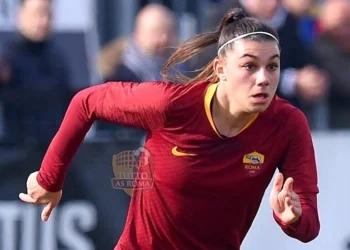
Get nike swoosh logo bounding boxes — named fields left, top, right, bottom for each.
left=171, top=146, right=197, bottom=156
left=171, top=146, right=197, bottom=157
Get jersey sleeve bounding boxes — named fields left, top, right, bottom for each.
left=37, top=81, right=177, bottom=192
left=274, top=108, right=320, bottom=242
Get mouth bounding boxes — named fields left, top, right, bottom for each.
left=252, top=93, right=269, bottom=98
left=251, top=93, right=269, bottom=103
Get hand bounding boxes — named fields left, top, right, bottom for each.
left=296, top=65, right=329, bottom=103
left=19, top=171, right=62, bottom=222
left=270, top=173, right=302, bottom=224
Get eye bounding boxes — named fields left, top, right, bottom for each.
left=267, top=64, right=279, bottom=71
left=243, top=63, right=256, bottom=71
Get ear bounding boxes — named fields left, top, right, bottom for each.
left=213, top=57, right=226, bottom=82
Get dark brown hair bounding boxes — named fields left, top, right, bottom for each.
left=161, top=8, right=279, bottom=84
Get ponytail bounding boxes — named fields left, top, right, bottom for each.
left=161, top=31, right=220, bottom=84
left=161, top=8, right=247, bottom=84
left=161, top=8, right=278, bottom=85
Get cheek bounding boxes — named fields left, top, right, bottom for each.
left=225, top=73, right=253, bottom=98
left=227, top=70, right=254, bottom=89
left=272, top=72, right=280, bottom=88
left=226, top=68, right=250, bottom=83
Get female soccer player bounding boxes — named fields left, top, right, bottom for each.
left=19, top=8, right=320, bottom=250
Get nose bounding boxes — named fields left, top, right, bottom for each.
left=256, top=68, right=270, bottom=86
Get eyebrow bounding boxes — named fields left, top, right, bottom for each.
left=240, top=54, right=280, bottom=60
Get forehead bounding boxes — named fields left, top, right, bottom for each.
left=245, top=0, right=280, bottom=5
left=225, top=40, right=280, bottom=60
left=144, top=14, right=175, bottom=32
left=23, top=0, right=51, bottom=12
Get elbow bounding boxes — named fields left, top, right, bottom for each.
left=70, top=87, right=96, bottom=119
left=71, top=88, right=89, bottom=103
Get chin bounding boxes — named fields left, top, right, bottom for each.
left=248, top=97, right=273, bottom=113
left=249, top=103, right=270, bottom=113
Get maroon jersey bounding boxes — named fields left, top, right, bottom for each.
left=37, top=81, right=320, bottom=250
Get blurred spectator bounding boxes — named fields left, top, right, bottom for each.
left=282, top=0, right=321, bottom=45
left=98, top=3, right=182, bottom=82
left=282, top=0, right=314, bottom=17
left=0, top=0, right=72, bottom=145
left=97, top=3, right=186, bottom=141
left=97, top=37, right=128, bottom=82
left=311, top=0, right=350, bottom=129
left=203, top=0, right=240, bottom=32
left=189, top=0, right=235, bottom=64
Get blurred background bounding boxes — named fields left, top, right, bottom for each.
left=0, top=0, right=349, bottom=249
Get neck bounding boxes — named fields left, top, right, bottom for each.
left=212, top=84, right=257, bottom=137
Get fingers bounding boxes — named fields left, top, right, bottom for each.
left=272, top=174, right=296, bottom=212
left=284, top=196, right=292, bottom=208
left=285, top=196, right=302, bottom=217
left=280, top=177, right=295, bottom=207
left=283, top=177, right=294, bottom=192
left=19, top=192, right=49, bottom=204
left=277, top=189, right=289, bottom=211
left=285, top=194, right=301, bottom=209
left=291, top=205, right=302, bottom=217
left=284, top=197, right=295, bottom=215
left=272, top=173, right=284, bottom=194
left=41, top=203, right=56, bottom=222
left=19, top=193, right=38, bottom=204
left=19, top=193, right=56, bottom=221
left=271, top=173, right=285, bottom=212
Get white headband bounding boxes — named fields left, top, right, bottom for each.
left=217, top=32, right=279, bottom=56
